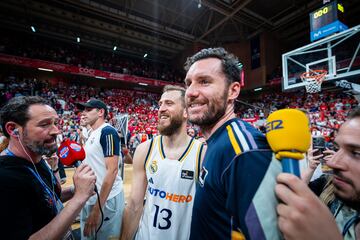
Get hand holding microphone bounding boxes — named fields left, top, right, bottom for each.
left=268, top=110, right=342, bottom=239
left=72, top=163, right=97, bottom=202
left=266, top=109, right=311, bottom=177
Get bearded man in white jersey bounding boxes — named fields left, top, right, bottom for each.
left=121, top=85, right=205, bottom=240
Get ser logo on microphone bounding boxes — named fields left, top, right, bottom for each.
left=266, top=119, right=284, bottom=133
left=59, top=146, right=69, bottom=158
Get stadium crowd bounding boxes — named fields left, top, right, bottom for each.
left=0, top=32, right=184, bottom=83
left=0, top=73, right=159, bottom=151
left=1, top=46, right=360, bottom=240
left=237, top=91, right=358, bottom=144
left=1, top=72, right=359, bottom=148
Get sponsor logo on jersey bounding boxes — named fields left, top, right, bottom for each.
left=181, top=170, right=194, bottom=180
left=149, top=160, right=158, bottom=174
left=199, top=166, right=208, bottom=187
left=149, top=177, right=154, bottom=184
left=148, top=186, right=193, bottom=203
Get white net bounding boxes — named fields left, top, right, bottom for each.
left=303, top=78, right=323, bottom=93
left=300, top=70, right=327, bottom=93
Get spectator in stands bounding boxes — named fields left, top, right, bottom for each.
left=1, top=32, right=185, bottom=83
left=0, top=96, right=96, bottom=239
left=276, top=107, right=360, bottom=239
left=129, top=131, right=141, bottom=155
left=79, top=115, right=91, bottom=146
left=69, top=128, right=80, bottom=143
left=121, top=145, right=132, bottom=165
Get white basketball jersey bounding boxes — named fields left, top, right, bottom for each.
left=135, top=136, right=203, bottom=240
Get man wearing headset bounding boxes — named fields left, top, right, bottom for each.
left=0, top=96, right=96, bottom=240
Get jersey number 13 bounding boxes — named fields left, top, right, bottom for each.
left=153, top=204, right=172, bottom=230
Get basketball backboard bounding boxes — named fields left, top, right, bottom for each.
left=282, top=24, right=360, bottom=91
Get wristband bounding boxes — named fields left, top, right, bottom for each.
left=52, top=168, right=59, bottom=173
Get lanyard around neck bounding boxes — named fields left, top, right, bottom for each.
left=25, top=163, right=59, bottom=215
left=4, top=148, right=15, bottom=156
left=4, top=150, right=61, bottom=214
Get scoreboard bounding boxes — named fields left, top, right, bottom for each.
left=310, top=1, right=348, bottom=42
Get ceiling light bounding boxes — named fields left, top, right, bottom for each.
left=30, top=26, right=36, bottom=33
left=38, top=68, right=53, bottom=72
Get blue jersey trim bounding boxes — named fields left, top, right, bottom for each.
left=159, top=136, right=195, bottom=162
left=100, top=126, right=120, bottom=157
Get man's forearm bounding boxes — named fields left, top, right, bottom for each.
left=29, top=197, right=86, bottom=240
left=61, top=186, right=75, bottom=202
left=97, top=170, right=117, bottom=207
left=120, top=204, right=143, bottom=240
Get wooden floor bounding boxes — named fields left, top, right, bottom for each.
left=63, top=164, right=133, bottom=231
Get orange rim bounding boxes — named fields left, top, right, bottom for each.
left=300, top=70, right=327, bottom=83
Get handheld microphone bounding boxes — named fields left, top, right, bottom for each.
left=265, top=109, right=311, bottom=177
left=57, top=139, right=98, bottom=194
left=57, top=139, right=86, bottom=167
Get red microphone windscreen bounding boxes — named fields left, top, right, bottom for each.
left=57, top=139, right=86, bottom=166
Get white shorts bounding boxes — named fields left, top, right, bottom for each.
left=80, top=191, right=125, bottom=240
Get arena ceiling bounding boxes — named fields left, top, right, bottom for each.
left=1, top=0, right=360, bottom=63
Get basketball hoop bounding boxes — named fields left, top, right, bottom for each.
left=300, top=70, right=327, bottom=93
